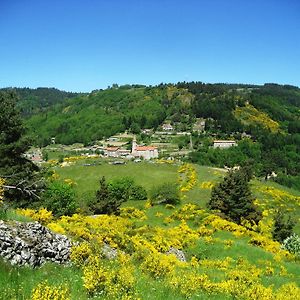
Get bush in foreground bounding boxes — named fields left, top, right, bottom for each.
left=150, top=182, right=180, bottom=205
left=43, top=181, right=77, bottom=217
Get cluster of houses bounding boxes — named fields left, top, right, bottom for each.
left=104, top=137, right=158, bottom=160
left=41, top=119, right=240, bottom=164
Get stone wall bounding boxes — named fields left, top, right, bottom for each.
left=0, top=220, right=72, bottom=267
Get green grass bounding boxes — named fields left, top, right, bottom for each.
left=55, top=161, right=223, bottom=205
left=0, top=259, right=85, bottom=300
left=1, top=162, right=300, bottom=299
left=55, top=160, right=300, bottom=235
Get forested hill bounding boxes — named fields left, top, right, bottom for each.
left=22, top=82, right=300, bottom=146
left=0, top=87, right=81, bottom=117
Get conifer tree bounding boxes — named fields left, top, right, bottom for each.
left=272, top=210, right=295, bottom=243
left=208, top=169, right=261, bottom=224
left=0, top=91, right=40, bottom=204
left=90, top=176, right=122, bottom=215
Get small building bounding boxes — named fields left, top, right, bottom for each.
left=162, top=123, right=174, bottom=131
left=104, top=147, right=120, bottom=157
left=142, top=129, right=153, bottom=135
left=213, top=140, right=237, bottom=149
left=117, top=149, right=131, bottom=157
left=132, top=137, right=158, bottom=160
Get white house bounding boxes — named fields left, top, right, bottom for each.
left=213, top=140, right=237, bottom=149
left=132, top=137, right=158, bottom=160
left=104, top=147, right=120, bottom=157
left=162, top=123, right=174, bottom=131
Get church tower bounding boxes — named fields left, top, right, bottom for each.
left=132, top=136, right=137, bottom=154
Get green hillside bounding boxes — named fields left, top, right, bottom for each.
left=2, top=162, right=300, bottom=299
left=0, top=87, right=81, bottom=117
left=19, top=82, right=300, bottom=191
left=21, top=83, right=300, bottom=147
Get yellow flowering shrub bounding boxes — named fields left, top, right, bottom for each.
left=169, top=272, right=210, bottom=298
left=47, top=222, right=66, bottom=234
left=31, top=281, right=70, bottom=300
left=120, top=207, right=147, bottom=220
left=83, top=254, right=136, bottom=298
left=204, top=214, right=248, bottom=237
left=0, top=177, right=5, bottom=204
left=17, top=208, right=53, bottom=224
left=52, top=214, right=131, bottom=248
left=141, top=251, right=178, bottom=278
left=23, top=195, right=299, bottom=300
left=204, top=214, right=294, bottom=258
left=199, top=257, right=233, bottom=271
left=275, top=282, right=300, bottom=299
left=234, top=104, right=280, bottom=133
left=197, top=225, right=215, bottom=237
left=200, top=181, right=214, bottom=189
left=178, top=163, right=197, bottom=193
left=256, top=186, right=300, bottom=212
left=144, top=200, right=152, bottom=209
left=70, top=242, right=92, bottom=267
left=170, top=203, right=207, bottom=222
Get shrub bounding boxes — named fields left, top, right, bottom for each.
left=272, top=210, right=295, bottom=243
left=43, top=181, right=77, bottom=217
left=83, top=254, right=136, bottom=298
left=150, top=182, right=180, bottom=205
left=89, top=176, right=147, bottom=215
left=108, top=177, right=147, bottom=202
left=31, top=280, right=70, bottom=300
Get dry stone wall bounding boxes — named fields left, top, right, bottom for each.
left=0, top=220, right=72, bottom=267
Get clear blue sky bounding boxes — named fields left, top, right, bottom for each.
left=0, top=0, right=299, bottom=92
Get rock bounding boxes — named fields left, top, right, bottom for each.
left=21, top=249, right=30, bottom=260
left=166, top=247, right=186, bottom=262
left=0, top=221, right=72, bottom=267
left=11, top=254, right=22, bottom=265
left=101, top=243, right=118, bottom=260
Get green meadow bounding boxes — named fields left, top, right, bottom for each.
left=1, top=161, right=300, bottom=299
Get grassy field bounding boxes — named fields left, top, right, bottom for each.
left=56, top=160, right=299, bottom=201
left=1, top=161, right=300, bottom=299
left=55, top=160, right=224, bottom=204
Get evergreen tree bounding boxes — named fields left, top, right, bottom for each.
left=272, top=210, right=295, bottom=243
left=208, top=169, right=261, bottom=224
left=89, top=176, right=123, bottom=215
left=0, top=91, right=40, bottom=205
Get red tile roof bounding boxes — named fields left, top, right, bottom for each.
left=136, top=146, right=157, bottom=151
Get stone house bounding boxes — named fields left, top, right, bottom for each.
left=131, top=137, right=158, bottom=160
left=213, top=140, right=237, bottom=149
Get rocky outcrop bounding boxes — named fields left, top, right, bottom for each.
left=166, top=247, right=186, bottom=262
left=0, top=220, right=72, bottom=267
left=101, top=243, right=118, bottom=260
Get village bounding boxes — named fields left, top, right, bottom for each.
left=25, top=118, right=242, bottom=165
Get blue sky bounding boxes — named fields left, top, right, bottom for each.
left=0, top=0, right=299, bottom=92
